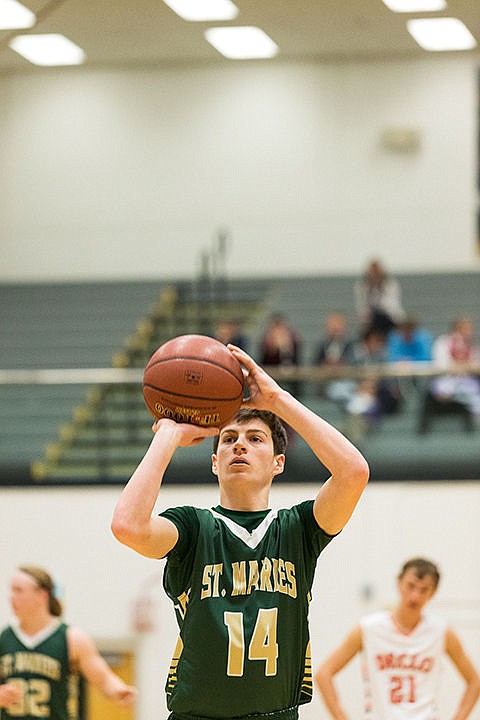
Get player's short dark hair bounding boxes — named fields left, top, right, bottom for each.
left=398, top=557, right=440, bottom=589
left=213, top=409, right=288, bottom=455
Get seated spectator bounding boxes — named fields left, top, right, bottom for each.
left=259, top=312, right=302, bottom=398
left=354, top=258, right=405, bottom=336
left=419, top=316, right=480, bottom=433
left=350, top=327, right=403, bottom=415
left=315, top=312, right=354, bottom=365
left=315, top=312, right=355, bottom=404
left=214, top=318, right=249, bottom=352
left=342, top=327, right=404, bottom=441
left=387, top=315, right=433, bottom=362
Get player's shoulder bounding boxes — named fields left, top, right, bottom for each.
left=421, top=611, right=447, bottom=633
left=276, top=499, right=314, bottom=519
left=360, top=610, right=390, bottom=630
left=0, top=624, right=14, bottom=641
left=160, top=504, right=206, bottom=524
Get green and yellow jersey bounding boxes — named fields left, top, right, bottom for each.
left=0, top=621, right=80, bottom=720
left=160, top=500, right=334, bottom=719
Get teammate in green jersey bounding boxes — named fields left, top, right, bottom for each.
left=112, top=345, right=369, bottom=720
left=0, top=565, right=137, bottom=719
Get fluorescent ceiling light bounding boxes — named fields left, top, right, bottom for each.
left=205, top=26, right=278, bottom=59
left=163, top=0, right=238, bottom=21
left=407, top=17, right=477, bottom=51
left=382, top=0, right=446, bottom=11
left=0, top=0, right=35, bottom=29
left=9, top=34, right=86, bottom=65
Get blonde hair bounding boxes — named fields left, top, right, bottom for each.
left=19, top=565, right=63, bottom=617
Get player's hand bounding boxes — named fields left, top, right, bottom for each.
left=112, top=685, right=137, bottom=706
left=152, top=417, right=219, bottom=447
left=0, top=682, right=22, bottom=708
left=227, top=345, right=283, bottom=411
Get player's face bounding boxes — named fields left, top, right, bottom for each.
left=397, top=569, right=436, bottom=612
left=9, top=571, right=46, bottom=619
left=211, top=419, right=284, bottom=485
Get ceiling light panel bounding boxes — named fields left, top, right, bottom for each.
left=0, top=0, right=35, bottom=29
left=205, top=26, right=279, bottom=59
left=407, top=17, right=477, bottom=51
left=163, top=0, right=238, bottom=21
left=382, top=0, right=446, bottom=11
left=9, top=34, right=86, bottom=66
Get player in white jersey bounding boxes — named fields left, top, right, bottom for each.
left=315, top=557, right=480, bottom=720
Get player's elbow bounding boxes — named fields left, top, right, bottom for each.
left=351, top=454, right=370, bottom=489
left=111, top=511, right=142, bottom=549
left=314, top=663, right=331, bottom=692
left=470, top=672, right=480, bottom=701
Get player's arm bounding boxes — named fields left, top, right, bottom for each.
left=229, top=346, right=369, bottom=535
left=111, top=418, right=218, bottom=558
left=314, top=625, right=362, bottom=720
left=445, top=626, right=480, bottom=720
left=68, top=627, right=137, bottom=706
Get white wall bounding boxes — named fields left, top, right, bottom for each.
left=1, top=54, right=479, bottom=282
left=1, top=481, right=479, bottom=720
left=2, top=51, right=480, bottom=720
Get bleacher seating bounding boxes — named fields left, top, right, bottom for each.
left=0, top=271, right=478, bottom=485
left=0, top=276, right=271, bottom=483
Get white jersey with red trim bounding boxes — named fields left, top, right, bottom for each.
left=360, top=610, right=446, bottom=720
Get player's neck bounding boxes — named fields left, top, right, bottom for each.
left=391, top=607, right=423, bottom=634
left=18, top=610, right=55, bottom=637
left=219, top=486, right=270, bottom=511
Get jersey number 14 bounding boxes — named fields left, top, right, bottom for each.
left=224, top=608, right=278, bottom=677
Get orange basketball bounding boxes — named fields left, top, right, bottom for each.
left=143, top=334, right=244, bottom=427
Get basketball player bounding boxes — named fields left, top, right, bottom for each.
left=315, top=557, right=480, bottom=720
left=112, top=344, right=369, bottom=720
left=0, top=565, right=136, bottom=719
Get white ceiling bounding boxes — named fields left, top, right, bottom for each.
left=0, top=0, right=479, bottom=73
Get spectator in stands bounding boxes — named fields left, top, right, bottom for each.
left=259, top=313, right=302, bottom=397
left=343, top=327, right=403, bottom=442
left=387, top=314, right=433, bottom=363
left=387, top=314, right=433, bottom=397
left=315, top=312, right=354, bottom=366
left=314, top=312, right=355, bottom=405
left=433, top=316, right=478, bottom=370
left=215, top=319, right=249, bottom=352
left=354, top=258, right=405, bottom=336
left=418, top=316, right=480, bottom=433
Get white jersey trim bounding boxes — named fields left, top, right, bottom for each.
left=209, top=508, right=278, bottom=548
left=11, top=619, right=61, bottom=649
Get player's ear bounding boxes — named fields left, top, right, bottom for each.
left=211, top=453, right=218, bottom=476
left=272, top=454, right=285, bottom=477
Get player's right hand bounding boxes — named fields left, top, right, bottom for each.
left=0, top=682, right=22, bottom=708
left=152, top=417, right=219, bottom=446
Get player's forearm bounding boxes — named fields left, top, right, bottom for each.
left=112, top=424, right=179, bottom=540
left=315, top=673, right=349, bottom=720
left=452, top=679, right=480, bottom=720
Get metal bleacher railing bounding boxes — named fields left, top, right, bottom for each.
left=1, top=358, right=479, bottom=485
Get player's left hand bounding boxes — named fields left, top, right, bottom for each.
left=227, top=345, right=283, bottom=410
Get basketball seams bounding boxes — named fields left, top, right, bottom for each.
left=143, top=383, right=243, bottom=403
left=145, top=356, right=244, bottom=384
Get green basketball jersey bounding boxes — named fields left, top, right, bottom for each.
left=0, top=622, right=80, bottom=720
left=160, top=500, right=334, bottom=719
